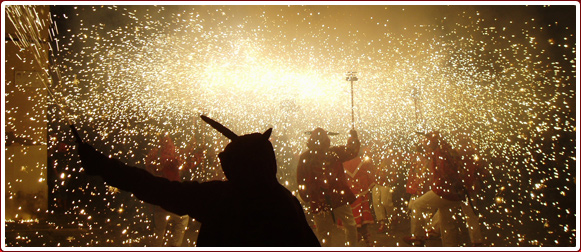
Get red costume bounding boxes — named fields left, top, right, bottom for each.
left=343, top=156, right=375, bottom=227
left=297, top=129, right=360, bottom=213
left=426, top=134, right=463, bottom=201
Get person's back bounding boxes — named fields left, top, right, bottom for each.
left=426, top=134, right=463, bottom=201
left=296, top=128, right=359, bottom=246
left=343, top=156, right=375, bottom=196
left=297, top=129, right=359, bottom=212
left=192, top=181, right=318, bottom=246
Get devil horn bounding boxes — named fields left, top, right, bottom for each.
left=263, top=128, right=273, bottom=139
left=200, top=115, right=238, bottom=140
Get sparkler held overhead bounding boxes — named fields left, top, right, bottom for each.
left=346, top=71, right=358, bottom=130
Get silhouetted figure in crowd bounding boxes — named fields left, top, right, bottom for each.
left=428, top=135, right=485, bottom=246
left=343, top=147, right=376, bottom=246
left=76, top=115, right=321, bottom=247
left=297, top=128, right=360, bottom=246
left=404, top=131, right=464, bottom=247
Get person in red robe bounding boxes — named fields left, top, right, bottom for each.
left=297, top=128, right=360, bottom=246
left=404, top=131, right=464, bottom=247
left=343, top=147, right=376, bottom=246
left=429, top=135, right=485, bottom=246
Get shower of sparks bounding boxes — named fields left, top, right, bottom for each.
left=3, top=4, right=578, bottom=247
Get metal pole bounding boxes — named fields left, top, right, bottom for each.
left=346, top=71, right=358, bottom=130
left=351, top=80, right=355, bottom=130
left=413, top=87, right=419, bottom=128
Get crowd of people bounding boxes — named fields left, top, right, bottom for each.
left=73, top=115, right=487, bottom=247
left=296, top=128, right=486, bottom=247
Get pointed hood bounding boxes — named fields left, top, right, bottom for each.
left=201, top=115, right=277, bottom=185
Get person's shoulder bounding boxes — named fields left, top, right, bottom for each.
left=274, top=184, right=305, bottom=209
left=344, top=156, right=361, bottom=165
left=277, top=183, right=295, bottom=195
left=299, top=150, right=314, bottom=159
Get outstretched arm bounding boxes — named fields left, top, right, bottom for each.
left=77, top=142, right=217, bottom=218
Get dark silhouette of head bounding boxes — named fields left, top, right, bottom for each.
left=201, top=115, right=277, bottom=186
left=457, top=134, right=475, bottom=148
left=306, top=128, right=331, bottom=152
left=422, top=131, right=455, bottom=153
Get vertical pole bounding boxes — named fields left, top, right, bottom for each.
left=351, top=79, right=355, bottom=130
left=413, top=87, right=419, bottom=128
left=346, top=71, right=358, bottom=130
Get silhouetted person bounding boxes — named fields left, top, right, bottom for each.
left=343, top=146, right=376, bottom=246
left=429, top=135, right=485, bottom=246
left=297, top=128, right=360, bottom=246
left=76, top=115, right=320, bottom=247
left=404, top=131, right=464, bottom=247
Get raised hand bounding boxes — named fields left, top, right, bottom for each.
left=78, top=142, right=107, bottom=175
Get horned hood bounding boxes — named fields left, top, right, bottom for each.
left=201, top=115, right=277, bottom=185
